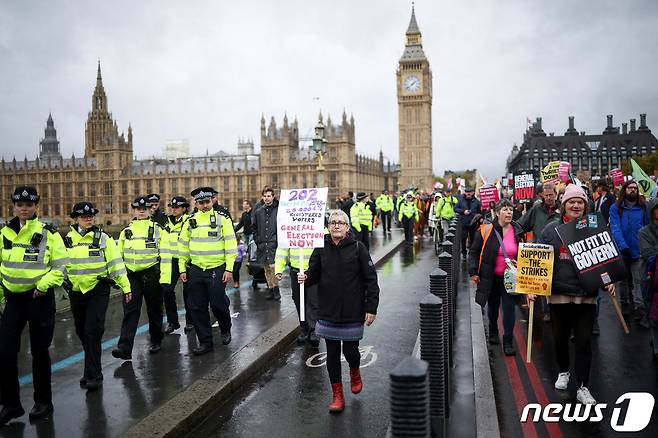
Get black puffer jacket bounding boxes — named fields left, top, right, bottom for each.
left=252, top=200, right=279, bottom=265
left=306, top=234, right=380, bottom=323
left=468, top=220, right=524, bottom=306
left=539, top=216, right=598, bottom=297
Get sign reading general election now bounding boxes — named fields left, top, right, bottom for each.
left=277, top=187, right=328, bottom=249
left=516, top=243, right=554, bottom=296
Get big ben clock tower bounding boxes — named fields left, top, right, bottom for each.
left=397, top=5, right=433, bottom=190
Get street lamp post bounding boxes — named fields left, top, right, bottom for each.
left=311, top=118, right=328, bottom=188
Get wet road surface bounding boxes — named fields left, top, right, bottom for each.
left=488, top=279, right=658, bottom=437
left=0, top=231, right=394, bottom=438
left=190, top=239, right=439, bottom=438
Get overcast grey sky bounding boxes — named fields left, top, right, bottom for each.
left=1, top=0, right=657, bottom=179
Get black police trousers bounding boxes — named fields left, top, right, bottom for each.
left=162, top=259, right=192, bottom=327
left=402, top=216, right=415, bottom=242
left=69, top=283, right=110, bottom=380
left=117, top=266, right=164, bottom=352
left=380, top=211, right=392, bottom=231
left=352, top=228, right=370, bottom=250
left=188, top=264, right=232, bottom=347
left=0, top=290, right=55, bottom=408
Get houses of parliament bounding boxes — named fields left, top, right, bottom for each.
left=0, top=63, right=397, bottom=226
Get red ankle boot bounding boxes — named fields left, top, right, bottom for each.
left=329, top=383, right=345, bottom=413
left=350, top=368, right=363, bottom=394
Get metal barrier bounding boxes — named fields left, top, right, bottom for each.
left=389, top=214, right=465, bottom=438
left=390, top=356, right=431, bottom=438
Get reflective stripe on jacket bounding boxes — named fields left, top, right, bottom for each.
left=0, top=216, right=68, bottom=293
left=376, top=195, right=394, bottom=212
left=274, top=247, right=314, bottom=275
left=177, top=209, right=237, bottom=272
left=350, top=202, right=373, bottom=232
left=167, top=214, right=188, bottom=258
left=118, top=219, right=172, bottom=284
left=65, top=227, right=131, bottom=294
left=398, top=201, right=419, bottom=221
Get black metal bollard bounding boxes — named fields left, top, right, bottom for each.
left=390, top=356, right=431, bottom=438
left=427, top=271, right=450, bottom=417
left=437, top=252, right=454, bottom=355
left=420, top=292, right=448, bottom=435
left=441, top=240, right=452, bottom=256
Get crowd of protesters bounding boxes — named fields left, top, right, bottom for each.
left=461, top=175, right=658, bottom=407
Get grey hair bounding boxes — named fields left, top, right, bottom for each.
left=328, top=209, right=350, bottom=226
left=543, top=183, right=556, bottom=193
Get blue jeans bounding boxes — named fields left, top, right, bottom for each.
left=488, top=275, right=516, bottom=339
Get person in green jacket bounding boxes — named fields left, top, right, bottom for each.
left=398, top=192, right=420, bottom=243
left=350, top=193, right=373, bottom=250
left=375, top=190, right=394, bottom=233
left=65, top=202, right=131, bottom=391
left=435, top=190, right=459, bottom=241
left=0, top=186, right=68, bottom=424
left=112, top=196, right=172, bottom=360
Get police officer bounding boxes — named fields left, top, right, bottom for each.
left=275, top=247, right=319, bottom=347
left=147, top=193, right=168, bottom=228
left=375, top=190, right=394, bottom=233
left=65, top=202, right=131, bottom=391
left=399, top=191, right=420, bottom=243
left=112, top=196, right=172, bottom=360
left=163, top=196, right=193, bottom=334
left=0, top=186, right=68, bottom=425
left=350, top=192, right=373, bottom=250
left=178, top=187, right=237, bottom=355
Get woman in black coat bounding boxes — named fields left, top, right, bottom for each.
left=468, top=199, right=524, bottom=356
left=299, top=209, right=380, bottom=414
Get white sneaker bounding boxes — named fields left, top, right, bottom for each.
left=554, top=372, right=570, bottom=390
left=576, top=385, right=597, bottom=404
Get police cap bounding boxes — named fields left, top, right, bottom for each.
left=464, top=187, right=475, bottom=193
left=70, top=202, right=99, bottom=218
left=131, top=196, right=151, bottom=209
left=168, top=196, right=190, bottom=208
left=191, top=187, right=215, bottom=202
left=11, top=186, right=39, bottom=204
left=356, top=192, right=367, bottom=201
left=147, top=193, right=161, bottom=203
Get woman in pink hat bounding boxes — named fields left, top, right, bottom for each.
left=529, top=184, right=615, bottom=405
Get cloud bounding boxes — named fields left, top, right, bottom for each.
left=1, top=0, right=657, bottom=180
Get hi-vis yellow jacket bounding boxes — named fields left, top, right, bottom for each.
left=167, top=213, right=188, bottom=260
left=0, top=216, right=68, bottom=296
left=350, top=201, right=373, bottom=232
left=376, top=194, right=394, bottom=212
left=398, top=201, right=420, bottom=221
left=64, top=226, right=131, bottom=294
left=177, top=208, right=237, bottom=272
left=118, top=218, right=172, bottom=284
left=274, top=247, right=314, bottom=275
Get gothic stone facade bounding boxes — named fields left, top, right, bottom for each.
left=0, top=65, right=396, bottom=226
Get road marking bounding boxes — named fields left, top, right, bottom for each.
left=18, top=279, right=253, bottom=387
left=305, top=345, right=377, bottom=368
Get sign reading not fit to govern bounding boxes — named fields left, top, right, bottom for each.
left=277, top=187, right=328, bottom=249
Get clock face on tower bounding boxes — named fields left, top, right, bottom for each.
left=403, top=75, right=421, bottom=93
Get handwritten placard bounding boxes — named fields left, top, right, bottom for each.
left=277, top=187, right=328, bottom=249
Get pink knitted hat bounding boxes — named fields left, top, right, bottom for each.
left=562, top=184, right=587, bottom=203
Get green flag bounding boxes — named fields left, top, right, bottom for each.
left=630, top=158, right=657, bottom=198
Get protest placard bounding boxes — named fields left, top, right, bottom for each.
left=558, top=161, right=572, bottom=183
left=513, top=171, right=536, bottom=204
left=609, top=168, right=625, bottom=188
left=277, top=187, right=328, bottom=322
left=479, top=185, right=500, bottom=209
left=540, top=161, right=560, bottom=184
left=516, top=243, right=554, bottom=296
left=277, top=187, right=328, bottom=249
left=555, top=214, right=626, bottom=291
